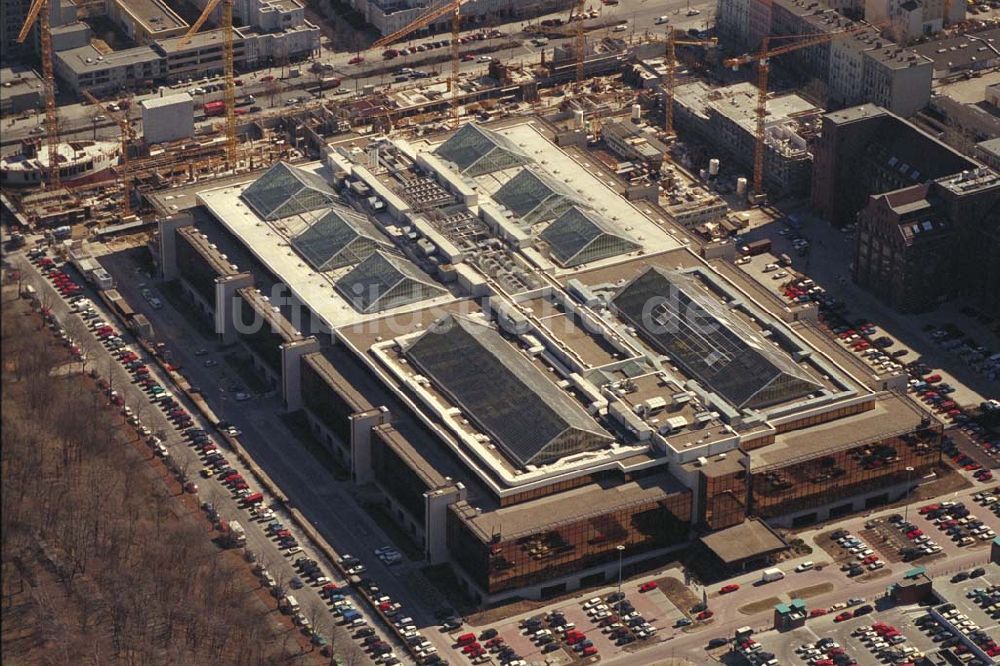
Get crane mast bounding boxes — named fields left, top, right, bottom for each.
left=18, top=0, right=61, bottom=188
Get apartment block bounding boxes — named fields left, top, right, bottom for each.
left=855, top=169, right=1000, bottom=313
left=718, top=0, right=934, bottom=116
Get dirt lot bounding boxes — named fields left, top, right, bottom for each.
left=738, top=597, right=783, bottom=615
left=788, top=583, right=834, bottom=599
left=655, top=576, right=701, bottom=617
left=0, top=288, right=319, bottom=664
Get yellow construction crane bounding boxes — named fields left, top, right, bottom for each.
left=82, top=90, right=134, bottom=216
left=181, top=0, right=237, bottom=167
left=373, top=0, right=468, bottom=104
left=573, top=0, right=586, bottom=83
left=724, top=29, right=857, bottom=197
left=17, top=0, right=60, bottom=188
left=663, top=30, right=716, bottom=138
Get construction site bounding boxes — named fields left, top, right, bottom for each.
left=0, top=0, right=982, bottom=236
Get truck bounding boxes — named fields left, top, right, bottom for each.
left=203, top=101, right=226, bottom=117
left=742, top=238, right=772, bottom=256
left=226, top=520, right=247, bottom=548
left=280, top=594, right=300, bottom=613
left=760, top=568, right=784, bottom=583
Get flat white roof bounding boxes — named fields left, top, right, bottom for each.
left=141, top=92, right=192, bottom=109
left=415, top=119, right=683, bottom=275
left=196, top=163, right=458, bottom=333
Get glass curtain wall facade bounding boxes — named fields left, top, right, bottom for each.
left=751, top=425, right=942, bottom=519
left=371, top=430, right=429, bottom=524
left=236, top=296, right=284, bottom=373
left=447, top=492, right=692, bottom=594
left=701, top=470, right=749, bottom=531
left=176, top=234, right=221, bottom=303
left=300, top=357, right=355, bottom=445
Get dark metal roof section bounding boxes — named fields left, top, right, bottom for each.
left=291, top=205, right=387, bottom=271
left=405, top=314, right=614, bottom=467
left=540, top=206, right=640, bottom=267
left=433, top=123, right=531, bottom=177
left=612, top=268, right=823, bottom=409
left=241, top=162, right=338, bottom=220
left=336, top=251, right=446, bottom=313
left=493, top=167, right=587, bottom=225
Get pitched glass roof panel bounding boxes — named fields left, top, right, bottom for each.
left=336, top=251, right=446, bottom=313
left=291, top=205, right=386, bottom=271
left=612, top=268, right=823, bottom=409
left=434, top=123, right=531, bottom=177
left=405, top=314, right=614, bottom=467
left=493, top=167, right=587, bottom=225
left=540, top=206, right=640, bottom=267
left=241, top=162, right=338, bottom=220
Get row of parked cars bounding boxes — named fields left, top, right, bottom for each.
left=796, top=636, right=857, bottom=666
left=919, top=500, right=996, bottom=546
left=954, top=420, right=1000, bottom=466
left=941, top=436, right=994, bottom=483
left=882, top=513, right=943, bottom=561
left=586, top=590, right=657, bottom=645
left=851, top=621, right=920, bottom=664
left=972, top=489, right=1000, bottom=520
left=382, top=29, right=502, bottom=59
left=964, top=583, right=1000, bottom=622
left=830, top=529, right=884, bottom=576
left=928, top=324, right=1000, bottom=382
left=917, top=599, right=998, bottom=661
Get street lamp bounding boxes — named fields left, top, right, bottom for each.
left=616, top=544, right=625, bottom=617
left=903, top=466, right=915, bottom=525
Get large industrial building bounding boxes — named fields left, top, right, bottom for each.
left=155, top=119, right=942, bottom=604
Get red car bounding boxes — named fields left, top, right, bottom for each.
left=809, top=609, right=828, bottom=617
left=918, top=504, right=939, bottom=514
left=719, top=584, right=740, bottom=594
left=582, top=646, right=598, bottom=656
left=924, top=374, right=942, bottom=383
left=939, top=400, right=956, bottom=410
left=461, top=643, right=481, bottom=654
left=567, top=633, right=586, bottom=645
left=696, top=610, right=714, bottom=621
left=862, top=555, right=879, bottom=565
left=639, top=581, right=658, bottom=592
left=348, top=55, right=365, bottom=64
left=906, top=529, right=923, bottom=539
left=834, top=612, right=852, bottom=623
left=977, top=471, right=993, bottom=482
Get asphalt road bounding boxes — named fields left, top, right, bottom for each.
left=0, top=0, right=716, bottom=151
left=11, top=249, right=400, bottom=664
left=94, top=248, right=459, bottom=661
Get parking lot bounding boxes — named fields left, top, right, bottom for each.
left=448, top=584, right=683, bottom=666
left=749, top=564, right=1000, bottom=666
left=15, top=249, right=409, bottom=664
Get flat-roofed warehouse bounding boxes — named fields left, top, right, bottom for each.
left=405, top=313, right=614, bottom=467
left=155, top=117, right=942, bottom=605
left=612, top=267, right=824, bottom=410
